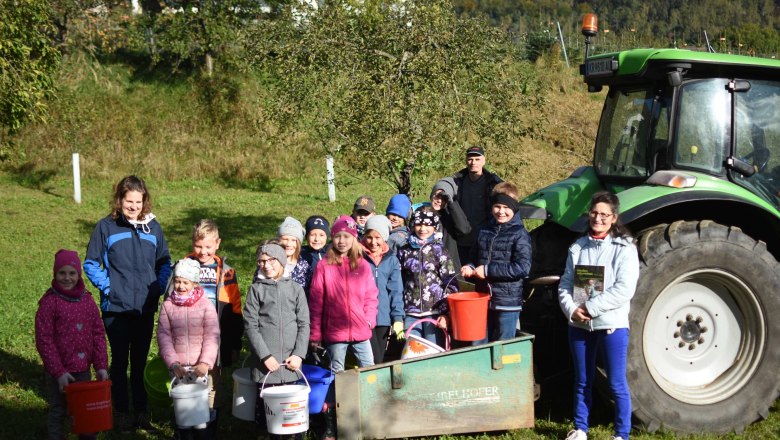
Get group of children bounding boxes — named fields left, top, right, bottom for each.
left=35, top=175, right=533, bottom=440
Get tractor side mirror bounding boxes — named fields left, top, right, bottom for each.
left=667, top=71, right=682, bottom=87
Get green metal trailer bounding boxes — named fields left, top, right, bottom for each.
left=334, top=334, right=535, bottom=440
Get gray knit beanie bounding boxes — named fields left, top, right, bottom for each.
left=277, top=216, right=305, bottom=243
left=260, top=244, right=288, bottom=266
left=364, top=215, right=392, bottom=241
left=431, top=177, right=458, bottom=200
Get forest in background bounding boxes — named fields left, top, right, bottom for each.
left=455, top=0, right=780, bottom=57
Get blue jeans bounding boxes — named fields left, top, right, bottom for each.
left=474, top=310, right=520, bottom=345
left=325, top=340, right=374, bottom=373
left=404, top=315, right=446, bottom=348
left=568, top=326, right=631, bottom=439
left=103, top=311, right=155, bottom=414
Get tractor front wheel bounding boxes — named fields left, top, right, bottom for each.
left=628, top=220, right=780, bottom=433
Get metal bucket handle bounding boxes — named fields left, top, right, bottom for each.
left=404, top=317, right=451, bottom=351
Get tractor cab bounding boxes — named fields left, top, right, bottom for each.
left=584, top=47, right=780, bottom=209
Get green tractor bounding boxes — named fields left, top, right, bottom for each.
left=520, top=15, right=780, bottom=434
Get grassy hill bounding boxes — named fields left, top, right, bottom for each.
left=6, top=51, right=600, bottom=199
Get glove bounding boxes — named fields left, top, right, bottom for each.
left=393, top=322, right=405, bottom=339
left=57, top=373, right=75, bottom=392
left=96, top=369, right=109, bottom=381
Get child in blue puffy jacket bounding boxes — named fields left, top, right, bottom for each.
left=461, top=182, right=532, bottom=343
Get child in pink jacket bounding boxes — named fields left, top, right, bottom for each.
left=309, top=215, right=379, bottom=373
left=157, top=258, right=219, bottom=437
left=35, top=249, right=109, bottom=440
left=309, top=215, right=379, bottom=440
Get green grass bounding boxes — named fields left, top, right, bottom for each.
left=1, top=174, right=778, bottom=439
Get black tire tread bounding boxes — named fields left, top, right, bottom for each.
left=629, top=220, right=780, bottom=434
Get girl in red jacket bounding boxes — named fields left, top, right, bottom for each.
left=35, top=249, right=109, bottom=440
left=157, top=258, right=219, bottom=438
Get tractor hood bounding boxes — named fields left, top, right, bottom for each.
left=521, top=167, right=780, bottom=233
left=519, top=166, right=603, bottom=228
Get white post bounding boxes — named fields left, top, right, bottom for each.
left=326, top=155, right=336, bottom=202
left=72, top=153, right=82, bottom=204
left=557, top=21, right=569, bottom=68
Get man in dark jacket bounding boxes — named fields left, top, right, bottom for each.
left=450, top=145, right=503, bottom=261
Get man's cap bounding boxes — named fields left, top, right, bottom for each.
left=466, top=146, right=485, bottom=157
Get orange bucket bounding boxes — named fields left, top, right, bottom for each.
left=447, top=291, right=490, bottom=341
left=65, top=380, right=113, bottom=434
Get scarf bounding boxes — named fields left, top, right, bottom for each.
left=50, top=278, right=86, bottom=300
left=408, top=233, right=435, bottom=249
left=362, top=241, right=388, bottom=266
left=171, top=285, right=205, bottom=307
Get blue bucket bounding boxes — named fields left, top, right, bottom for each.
left=299, top=364, right=334, bottom=414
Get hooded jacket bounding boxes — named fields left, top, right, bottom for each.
left=387, top=226, right=409, bottom=254
left=157, top=289, right=220, bottom=370
left=301, top=245, right=329, bottom=267
left=470, top=213, right=532, bottom=309
left=308, top=257, right=379, bottom=344
left=558, top=234, right=639, bottom=331
left=35, top=288, right=108, bottom=378
left=363, top=245, right=404, bottom=326
left=397, top=234, right=458, bottom=315
left=166, top=255, right=243, bottom=367
left=450, top=167, right=503, bottom=247
left=84, top=214, right=171, bottom=314
left=244, top=277, right=310, bottom=384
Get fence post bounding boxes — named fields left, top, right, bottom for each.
left=72, top=153, right=81, bottom=204
left=326, top=155, right=336, bottom=202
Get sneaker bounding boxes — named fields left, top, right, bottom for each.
left=610, top=437, right=626, bottom=440
left=565, top=429, right=588, bottom=440
left=134, top=412, right=158, bottom=433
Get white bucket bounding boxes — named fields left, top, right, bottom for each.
left=231, top=366, right=255, bottom=421
left=400, top=318, right=450, bottom=360
left=401, top=334, right=446, bottom=359
left=260, top=369, right=310, bottom=435
left=170, top=378, right=210, bottom=427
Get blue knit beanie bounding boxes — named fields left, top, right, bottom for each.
left=386, top=194, right=412, bottom=219
left=305, top=215, right=330, bottom=239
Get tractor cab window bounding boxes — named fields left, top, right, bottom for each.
left=594, top=87, right=670, bottom=178
left=731, top=79, right=780, bottom=206
left=675, top=79, right=729, bottom=174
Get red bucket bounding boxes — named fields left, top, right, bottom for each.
left=65, top=380, right=113, bottom=434
left=447, top=291, right=490, bottom=341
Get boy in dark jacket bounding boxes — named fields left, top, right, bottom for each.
left=461, top=182, right=532, bottom=343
